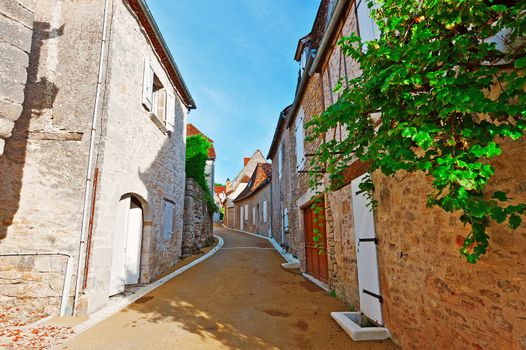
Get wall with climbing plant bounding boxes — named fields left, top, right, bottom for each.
left=304, top=0, right=526, bottom=348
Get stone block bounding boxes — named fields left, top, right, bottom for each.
left=0, top=0, right=34, bottom=28
left=0, top=77, right=25, bottom=104
left=0, top=41, right=29, bottom=67
left=0, top=116, right=15, bottom=138
left=0, top=15, right=33, bottom=52
left=0, top=139, right=4, bottom=154
left=0, top=60, right=28, bottom=85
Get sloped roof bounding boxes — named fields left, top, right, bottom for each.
left=214, top=185, right=225, bottom=195
left=234, top=163, right=272, bottom=202
left=187, top=123, right=216, bottom=159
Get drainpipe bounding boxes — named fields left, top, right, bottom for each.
left=73, top=0, right=111, bottom=315
left=0, top=253, right=73, bottom=316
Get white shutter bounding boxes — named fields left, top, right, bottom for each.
left=283, top=208, right=289, bottom=231
left=263, top=201, right=268, bottom=223
left=165, top=92, right=176, bottom=132
left=252, top=207, right=256, bottom=224
left=163, top=201, right=174, bottom=239
left=295, top=110, right=305, bottom=171
left=142, top=59, right=154, bottom=111
left=357, top=0, right=380, bottom=44
left=244, top=205, right=248, bottom=220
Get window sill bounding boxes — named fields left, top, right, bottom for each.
left=149, top=112, right=168, bottom=135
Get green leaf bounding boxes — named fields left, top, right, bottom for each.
left=509, top=214, right=522, bottom=229
left=492, top=191, right=508, bottom=202
left=515, top=56, right=526, bottom=69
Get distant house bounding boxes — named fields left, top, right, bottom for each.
left=233, top=163, right=272, bottom=237
left=213, top=184, right=226, bottom=222
left=223, top=150, right=266, bottom=228
left=0, top=0, right=195, bottom=316
left=186, top=123, right=216, bottom=193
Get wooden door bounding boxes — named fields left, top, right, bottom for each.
left=304, top=199, right=329, bottom=284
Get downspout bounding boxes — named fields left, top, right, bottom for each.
left=269, top=179, right=273, bottom=238
left=0, top=253, right=73, bottom=316
left=73, top=0, right=111, bottom=315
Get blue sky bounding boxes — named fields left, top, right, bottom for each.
left=146, top=1, right=320, bottom=184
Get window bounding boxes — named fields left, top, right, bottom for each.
left=356, top=0, right=380, bottom=45
left=283, top=207, right=289, bottom=232
left=252, top=207, right=256, bottom=224
left=163, top=200, right=175, bottom=239
left=295, top=108, right=305, bottom=172
left=263, top=201, right=268, bottom=223
left=244, top=204, right=248, bottom=220
left=300, top=46, right=310, bottom=74
left=142, top=59, right=176, bottom=133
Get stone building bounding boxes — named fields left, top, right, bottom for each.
left=0, top=0, right=35, bottom=155
left=0, top=0, right=195, bottom=316
left=232, top=163, right=272, bottom=237
left=182, top=178, right=213, bottom=256
left=186, top=123, right=216, bottom=193
left=223, top=150, right=266, bottom=228
left=269, top=0, right=526, bottom=349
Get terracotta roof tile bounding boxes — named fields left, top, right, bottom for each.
left=234, top=163, right=272, bottom=202
left=187, top=123, right=216, bottom=159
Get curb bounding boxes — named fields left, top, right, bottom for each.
left=69, top=235, right=224, bottom=337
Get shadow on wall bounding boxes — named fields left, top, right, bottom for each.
left=0, top=22, right=63, bottom=241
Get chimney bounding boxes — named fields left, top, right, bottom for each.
left=225, top=178, right=231, bottom=192
left=244, top=157, right=250, bottom=166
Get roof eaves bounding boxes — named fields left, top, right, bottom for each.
left=132, top=0, right=197, bottom=109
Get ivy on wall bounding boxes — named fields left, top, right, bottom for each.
left=307, top=0, right=526, bottom=263
left=186, top=134, right=218, bottom=213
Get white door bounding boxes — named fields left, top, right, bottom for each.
left=124, top=200, right=143, bottom=285
left=351, top=173, right=384, bottom=325
left=109, top=197, right=130, bottom=296
left=240, top=206, right=244, bottom=231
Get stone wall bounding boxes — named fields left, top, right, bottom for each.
left=182, top=178, right=213, bottom=256
left=0, top=0, right=105, bottom=315
left=372, top=137, right=526, bottom=350
left=0, top=0, right=35, bottom=155
left=234, top=183, right=272, bottom=237
left=84, top=0, right=188, bottom=313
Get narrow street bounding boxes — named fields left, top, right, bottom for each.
left=59, top=226, right=396, bottom=350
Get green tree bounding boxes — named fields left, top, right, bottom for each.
left=186, top=134, right=218, bottom=213
left=307, top=0, right=526, bottom=263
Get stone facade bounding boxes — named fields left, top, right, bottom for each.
left=233, top=163, right=272, bottom=237
left=0, top=0, right=193, bottom=316
left=274, top=0, right=526, bottom=349
left=182, top=179, right=213, bottom=256
left=0, top=0, right=35, bottom=155
left=234, top=183, right=272, bottom=237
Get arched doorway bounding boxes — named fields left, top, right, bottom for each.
left=109, top=195, right=144, bottom=296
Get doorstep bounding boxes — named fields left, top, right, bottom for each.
left=331, top=312, right=390, bottom=341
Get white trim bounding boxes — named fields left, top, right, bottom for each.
left=302, top=272, right=330, bottom=292
left=70, top=235, right=224, bottom=336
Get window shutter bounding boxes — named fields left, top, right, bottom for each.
left=278, top=143, right=282, bottom=178
left=163, top=201, right=174, bottom=239
left=295, top=112, right=305, bottom=171
left=252, top=207, right=256, bottom=224
left=263, top=201, right=268, bottom=223
left=165, top=92, right=176, bottom=132
left=357, top=0, right=380, bottom=44
left=245, top=205, right=249, bottom=220
left=142, top=59, right=154, bottom=111
left=283, top=208, right=289, bottom=231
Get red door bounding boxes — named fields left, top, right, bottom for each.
left=304, top=199, right=329, bottom=284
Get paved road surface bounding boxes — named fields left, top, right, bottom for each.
left=60, top=226, right=397, bottom=350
